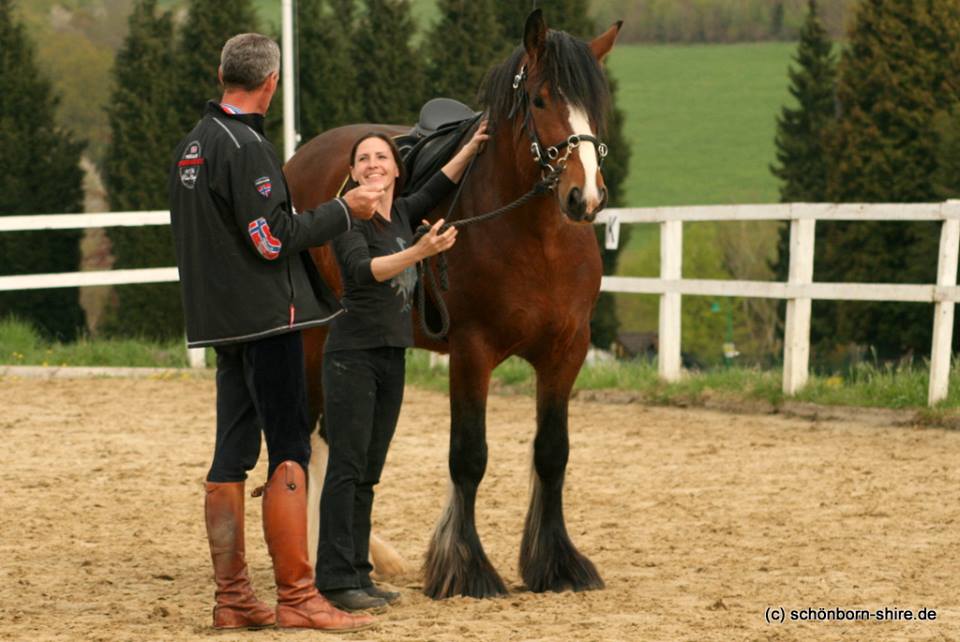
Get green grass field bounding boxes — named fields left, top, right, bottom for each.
left=606, top=42, right=795, bottom=207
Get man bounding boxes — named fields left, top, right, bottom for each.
left=168, top=33, right=382, bottom=632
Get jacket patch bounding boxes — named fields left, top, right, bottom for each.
left=248, top=217, right=282, bottom=260
left=178, top=141, right=203, bottom=189
left=255, top=176, right=272, bottom=199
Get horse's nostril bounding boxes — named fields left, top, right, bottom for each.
left=566, top=188, right=585, bottom=217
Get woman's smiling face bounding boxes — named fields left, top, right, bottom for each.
left=350, top=137, right=400, bottom=190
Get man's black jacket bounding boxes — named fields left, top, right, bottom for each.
left=169, top=101, right=350, bottom=348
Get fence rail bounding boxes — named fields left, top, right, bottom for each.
left=2, top=202, right=958, bottom=405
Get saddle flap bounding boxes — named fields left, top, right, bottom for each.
left=401, top=112, right=482, bottom=197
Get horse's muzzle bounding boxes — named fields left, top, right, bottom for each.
left=563, top=186, right=608, bottom=223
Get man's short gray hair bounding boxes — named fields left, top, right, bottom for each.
left=220, top=33, right=280, bottom=91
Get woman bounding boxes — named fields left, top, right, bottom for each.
left=316, top=122, right=489, bottom=611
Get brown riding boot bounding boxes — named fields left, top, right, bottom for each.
left=204, top=482, right=276, bottom=629
left=262, top=461, right=375, bottom=632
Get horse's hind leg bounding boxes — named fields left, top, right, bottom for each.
left=302, top=325, right=327, bottom=568
left=520, top=337, right=604, bottom=593
left=423, top=341, right=507, bottom=599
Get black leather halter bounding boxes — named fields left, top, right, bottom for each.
left=509, top=64, right=609, bottom=178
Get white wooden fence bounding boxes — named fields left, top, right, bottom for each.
left=2, top=202, right=959, bottom=405
left=595, top=200, right=960, bottom=406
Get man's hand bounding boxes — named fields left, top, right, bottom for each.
left=342, top=184, right=383, bottom=220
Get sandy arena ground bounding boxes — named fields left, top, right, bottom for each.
left=1, top=375, right=959, bottom=641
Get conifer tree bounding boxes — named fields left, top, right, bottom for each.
left=492, top=3, right=533, bottom=44
left=771, top=0, right=836, bottom=204
left=425, top=0, right=502, bottom=106
left=353, top=0, right=424, bottom=124
left=539, top=0, right=593, bottom=36
left=99, top=0, right=184, bottom=339
left=329, top=0, right=355, bottom=28
left=769, top=0, right=836, bottom=304
left=298, top=0, right=358, bottom=140
left=175, top=0, right=259, bottom=130
left=0, top=0, right=86, bottom=340
left=816, top=0, right=960, bottom=359
left=934, top=108, right=960, bottom=200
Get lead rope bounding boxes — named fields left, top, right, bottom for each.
left=412, top=149, right=570, bottom=341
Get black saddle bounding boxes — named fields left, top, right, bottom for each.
left=396, top=98, right=481, bottom=197
left=414, top=97, right=477, bottom=138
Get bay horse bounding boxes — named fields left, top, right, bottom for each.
left=284, top=10, right=621, bottom=599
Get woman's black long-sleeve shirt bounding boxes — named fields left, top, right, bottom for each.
left=324, top=172, right=457, bottom=353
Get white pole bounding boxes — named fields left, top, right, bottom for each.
left=281, top=0, right=296, bottom=162
left=187, top=346, right=206, bottom=369
left=782, top=215, right=815, bottom=395
left=928, top=201, right=960, bottom=405
left=658, top=220, right=682, bottom=381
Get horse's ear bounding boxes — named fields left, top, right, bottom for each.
left=524, top=9, right=547, bottom=60
left=590, top=20, right=622, bottom=62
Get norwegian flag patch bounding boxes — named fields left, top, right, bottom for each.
left=248, top=217, right=282, bottom=259
left=255, top=176, right=272, bottom=199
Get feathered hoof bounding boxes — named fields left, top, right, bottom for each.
left=520, top=536, right=604, bottom=593
left=423, top=564, right=508, bottom=600
left=423, top=541, right=508, bottom=599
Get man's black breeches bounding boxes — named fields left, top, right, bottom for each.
left=207, top=330, right=312, bottom=483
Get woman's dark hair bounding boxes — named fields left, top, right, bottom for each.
left=343, top=132, right=406, bottom=195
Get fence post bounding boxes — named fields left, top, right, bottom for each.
left=659, top=219, right=682, bottom=381
left=187, top=345, right=206, bottom=369
left=928, top=202, right=960, bottom=405
left=783, top=214, right=815, bottom=395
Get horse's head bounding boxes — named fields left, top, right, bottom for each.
left=481, top=10, right=621, bottom=224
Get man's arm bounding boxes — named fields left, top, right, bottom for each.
left=226, top=142, right=378, bottom=261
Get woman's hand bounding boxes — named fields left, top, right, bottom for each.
left=441, top=121, right=490, bottom=183
left=462, top=120, right=490, bottom=157
left=415, top=218, right=457, bottom=259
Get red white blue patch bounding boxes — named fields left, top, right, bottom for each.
left=255, top=176, right=272, bottom=199
left=248, top=217, right=282, bottom=260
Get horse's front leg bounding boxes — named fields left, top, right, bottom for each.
left=423, top=339, right=507, bottom=599
left=520, top=329, right=604, bottom=592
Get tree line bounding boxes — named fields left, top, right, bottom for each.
left=0, top=0, right=631, bottom=348
left=592, top=0, right=857, bottom=44
left=771, top=0, right=960, bottom=364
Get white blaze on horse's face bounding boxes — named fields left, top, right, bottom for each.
left=566, top=105, right=602, bottom=213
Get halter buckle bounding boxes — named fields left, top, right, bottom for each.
left=598, top=143, right=609, bottom=158
left=546, top=146, right=560, bottom=161
left=567, top=135, right=581, bottom=149
left=512, top=65, right=527, bottom=90
left=530, top=142, right=543, bottom=163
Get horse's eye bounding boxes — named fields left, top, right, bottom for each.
left=533, top=96, right=546, bottom=109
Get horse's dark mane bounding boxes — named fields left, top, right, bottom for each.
left=479, top=30, right=611, bottom=135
